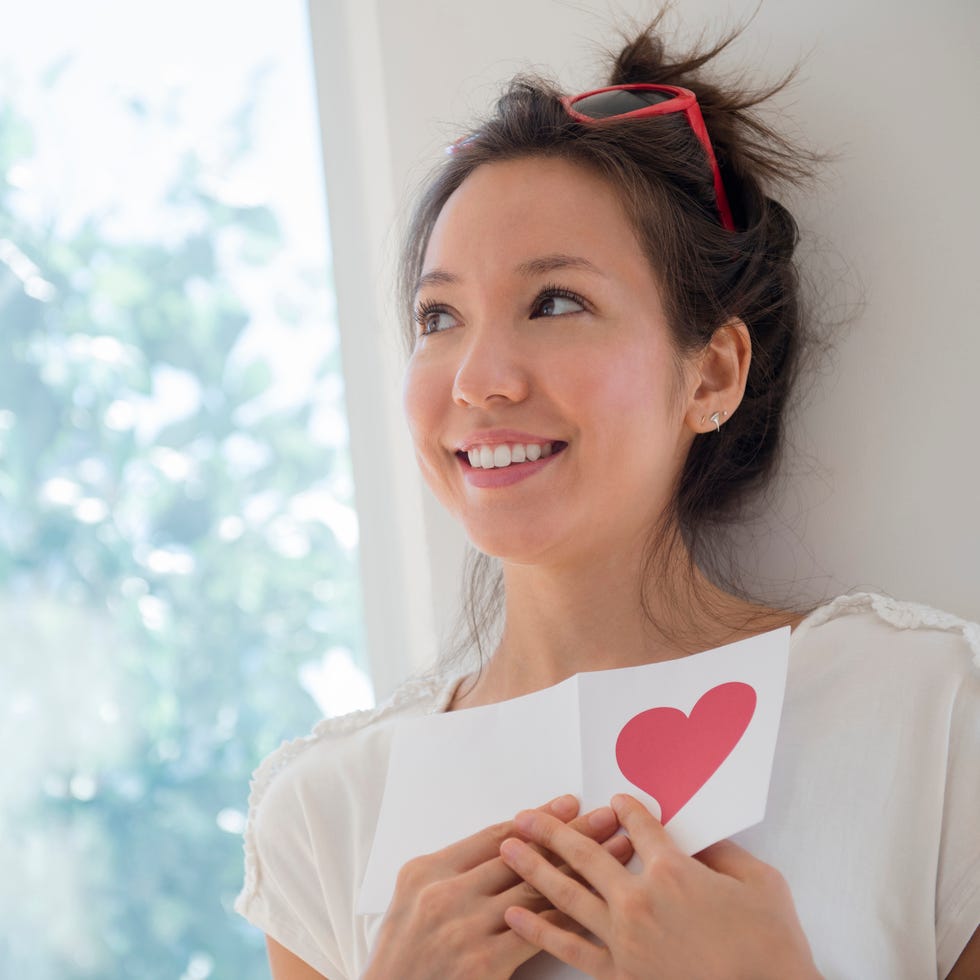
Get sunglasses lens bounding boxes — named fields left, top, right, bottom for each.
left=570, top=88, right=674, bottom=120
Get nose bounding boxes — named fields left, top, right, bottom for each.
left=451, top=324, right=531, bottom=408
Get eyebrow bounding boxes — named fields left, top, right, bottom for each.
left=515, top=254, right=605, bottom=278
left=414, top=268, right=458, bottom=293
left=414, top=253, right=605, bottom=295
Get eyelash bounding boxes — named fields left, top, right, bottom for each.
left=412, top=283, right=590, bottom=335
left=413, top=298, right=447, bottom=335
left=531, top=283, right=588, bottom=317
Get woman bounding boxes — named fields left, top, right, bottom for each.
left=236, top=24, right=979, bottom=980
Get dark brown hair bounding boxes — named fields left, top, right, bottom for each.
left=400, top=19, right=820, bottom=662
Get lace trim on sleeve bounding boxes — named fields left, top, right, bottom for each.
left=235, top=670, right=460, bottom=915
left=802, top=592, right=980, bottom=670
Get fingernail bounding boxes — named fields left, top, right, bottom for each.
left=548, top=794, right=577, bottom=819
left=514, top=809, right=537, bottom=833
left=606, top=833, right=633, bottom=862
left=500, top=837, right=524, bottom=862
left=588, top=806, right=616, bottom=832
left=504, top=905, right=530, bottom=931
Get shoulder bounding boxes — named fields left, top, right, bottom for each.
left=802, top=591, right=978, bottom=642
left=784, top=590, right=978, bottom=748
left=796, top=595, right=980, bottom=979
left=793, top=591, right=979, bottom=677
left=236, top=668, right=461, bottom=913
left=749, top=593, right=979, bottom=977
left=248, top=668, right=457, bottom=795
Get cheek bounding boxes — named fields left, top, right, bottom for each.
left=575, top=348, right=680, bottom=435
left=402, top=356, right=441, bottom=446
left=402, top=354, right=432, bottom=442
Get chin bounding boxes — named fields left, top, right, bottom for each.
left=462, top=521, right=568, bottom=566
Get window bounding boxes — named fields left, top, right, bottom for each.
left=0, top=2, right=372, bottom=974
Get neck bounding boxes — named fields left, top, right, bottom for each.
left=452, top=541, right=799, bottom=710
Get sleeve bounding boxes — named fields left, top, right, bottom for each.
left=235, top=742, right=347, bottom=980
left=935, top=644, right=980, bottom=978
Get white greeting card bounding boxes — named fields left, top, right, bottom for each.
left=358, top=628, right=790, bottom=977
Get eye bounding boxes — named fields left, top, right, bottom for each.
left=530, top=286, right=587, bottom=318
left=414, top=300, right=459, bottom=335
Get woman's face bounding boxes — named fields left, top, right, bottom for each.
left=403, top=156, right=700, bottom=568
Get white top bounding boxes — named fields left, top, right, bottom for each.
left=235, top=594, right=980, bottom=979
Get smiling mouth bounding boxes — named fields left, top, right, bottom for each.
left=457, top=441, right=568, bottom=470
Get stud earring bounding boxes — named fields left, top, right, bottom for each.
left=708, top=409, right=729, bottom=432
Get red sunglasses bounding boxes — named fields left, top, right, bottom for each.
left=561, top=84, right=736, bottom=232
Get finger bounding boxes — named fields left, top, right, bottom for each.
left=485, top=919, right=552, bottom=974
left=569, top=806, right=633, bottom=866
left=611, top=792, right=674, bottom=858
left=538, top=906, right=591, bottom=937
left=528, top=805, right=620, bottom=865
left=490, top=907, right=591, bottom=971
left=489, top=817, right=633, bottom=922
left=570, top=806, right=620, bottom=846
left=513, top=808, right=625, bottom=894
left=601, top=831, right=634, bottom=865
left=491, top=825, right=632, bottom=916
left=499, top=837, right=607, bottom=932
left=696, top=838, right=772, bottom=883
left=474, top=804, right=623, bottom=896
left=504, top=903, right=609, bottom=977
left=442, top=795, right=580, bottom=873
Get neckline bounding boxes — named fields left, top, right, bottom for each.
left=439, top=605, right=827, bottom=715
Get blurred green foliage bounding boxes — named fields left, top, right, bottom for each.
left=0, top=86, right=364, bottom=977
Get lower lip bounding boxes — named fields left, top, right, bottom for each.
left=459, top=449, right=564, bottom=488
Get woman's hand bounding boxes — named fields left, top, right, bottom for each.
left=363, top=794, right=633, bottom=980
left=499, top=793, right=821, bottom=980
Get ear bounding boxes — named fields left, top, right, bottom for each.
left=684, top=318, right=751, bottom=434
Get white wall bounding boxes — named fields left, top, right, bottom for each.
left=310, top=0, right=980, bottom=688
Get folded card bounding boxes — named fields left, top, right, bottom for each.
left=358, top=627, right=790, bottom=975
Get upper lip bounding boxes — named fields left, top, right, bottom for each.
left=454, top=429, right=563, bottom=452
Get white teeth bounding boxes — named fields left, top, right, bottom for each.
left=465, top=441, right=557, bottom=468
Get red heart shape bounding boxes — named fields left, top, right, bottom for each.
left=614, top=682, right=756, bottom=825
